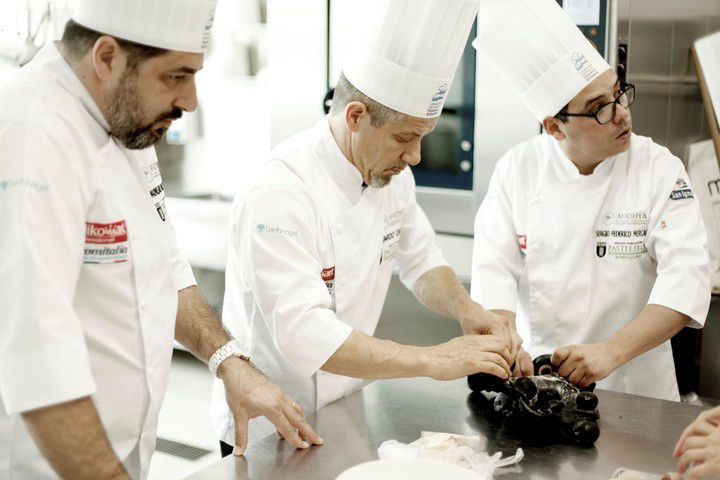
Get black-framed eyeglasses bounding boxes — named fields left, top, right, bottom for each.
left=556, top=84, right=635, bottom=125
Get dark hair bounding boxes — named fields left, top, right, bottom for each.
left=60, top=19, right=168, bottom=70
left=329, top=72, right=406, bottom=127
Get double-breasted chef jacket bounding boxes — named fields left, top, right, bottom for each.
left=0, top=44, right=196, bottom=479
left=471, top=133, right=710, bottom=402
left=211, top=117, right=448, bottom=446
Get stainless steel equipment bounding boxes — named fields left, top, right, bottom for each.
left=187, top=376, right=713, bottom=480
left=616, top=0, right=720, bottom=161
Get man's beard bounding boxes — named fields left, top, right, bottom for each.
left=369, top=174, right=392, bottom=189
left=108, top=70, right=183, bottom=150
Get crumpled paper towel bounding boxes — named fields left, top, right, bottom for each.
left=377, top=431, right=523, bottom=479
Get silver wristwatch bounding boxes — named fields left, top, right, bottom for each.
left=208, top=339, right=250, bottom=377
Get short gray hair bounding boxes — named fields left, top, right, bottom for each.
left=330, top=72, right=407, bottom=127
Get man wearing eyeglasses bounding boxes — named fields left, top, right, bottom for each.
left=469, top=0, right=710, bottom=402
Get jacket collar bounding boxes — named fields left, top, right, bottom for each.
left=36, top=43, right=112, bottom=137
left=548, top=134, right=618, bottom=182
left=315, top=117, right=366, bottom=206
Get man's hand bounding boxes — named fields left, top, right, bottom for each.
left=674, top=406, right=720, bottom=456
left=674, top=414, right=720, bottom=479
left=218, top=357, right=323, bottom=455
left=674, top=405, right=720, bottom=480
left=551, top=342, right=620, bottom=387
left=458, top=306, right=522, bottom=364
left=512, top=348, right=534, bottom=377
left=425, top=334, right=512, bottom=381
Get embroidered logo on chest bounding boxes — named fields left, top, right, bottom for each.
left=84, top=220, right=129, bottom=263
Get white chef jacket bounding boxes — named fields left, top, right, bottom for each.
left=0, top=44, right=196, bottom=479
left=471, top=133, right=710, bottom=402
left=210, top=118, right=448, bottom=446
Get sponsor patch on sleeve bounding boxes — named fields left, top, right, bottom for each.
left=84, top=220, right=129, bottom=263
left=669, top=177, right=694, bottom=201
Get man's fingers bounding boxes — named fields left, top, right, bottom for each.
left=681, top=436, right=707, bottom=451
left=567, top=370, right=584, bottom=386
left=291, top=400, right=304, bottom=417
left=232, top=415, right=250, bottom=456
left=673, top=421, right=716, bottom=456
left=480, top=336, right=512, bottom=360
left=551, top=347, right=570, bottom=368
left=687, top=461, right=713, bottom=480
left=678, top=447, right=705, bottom=473
left=556, top=357, right=575, bottom=379
left=479, top=360, right=510, bottom=379
left=481, top=352, right=512, bottom=377
left=286, top=409, right=323, bottom=446
left=674, top=423, right=699, bottom=456
left=272, top=414, right=309, bottom=450
left=520, top=352, right=534, bottom=376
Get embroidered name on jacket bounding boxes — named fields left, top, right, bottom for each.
left=84, top=220, right=129, bottom=263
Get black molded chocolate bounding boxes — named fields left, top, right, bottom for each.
left=467, top=354, right=601, bottom=446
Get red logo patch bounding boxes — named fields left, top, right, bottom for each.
left=86, top=221, right=128, bottom=244
left=321, top=266, right=335, bottom=281
left=517, top=234, right=527, bottom=250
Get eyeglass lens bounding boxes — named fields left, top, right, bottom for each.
left=596, top=86, right=634, bottom=124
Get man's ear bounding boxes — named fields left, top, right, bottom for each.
left=91, top=36, right=124, bottom=82
left=345, top=101, right=368, bottom=133
left=543, top=116, right=566, bottom=141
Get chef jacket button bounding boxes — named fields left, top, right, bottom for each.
left=336, top=223, right=343, bottom=233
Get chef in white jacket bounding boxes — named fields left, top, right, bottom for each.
left=212, top=0, right=522, bottom=452
left=470, top=0, right=710, bottom=401
left=0, top=1, right=320, bottom=478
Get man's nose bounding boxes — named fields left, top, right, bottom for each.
left=173, top=77, right=198, bottom=112
left=613, top=102, right=630, bottom=124
left=401, top=144, right=421, bottom=166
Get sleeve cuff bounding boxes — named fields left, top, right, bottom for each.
left=282, top=311, right=354, bottom=378
left=399, top=248, right=449, bottom=291
left=0, top=345, right=96, bottom=414
left=648, top=273, right=710, bottom=329
left=172, top=256, right=197, bottom=291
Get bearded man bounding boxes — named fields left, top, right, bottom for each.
left=0, top=2, right=320, bottom=478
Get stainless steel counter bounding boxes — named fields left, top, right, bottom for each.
left=187, top=377, right=707, bottom=479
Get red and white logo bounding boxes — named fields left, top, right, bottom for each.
left=321, top=266, right=335, bottom=281
left=517, top=234, right=527, bottom=250
left=86, top=221, right=128, bottom=244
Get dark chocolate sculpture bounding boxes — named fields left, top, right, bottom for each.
left=467, top=354, right=600, bottom=446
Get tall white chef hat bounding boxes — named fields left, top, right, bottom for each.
left=472, top=0, right=611, bottom=121
left=342, top=0, right=481, bottom=119
left=73, top=0, right=217, bottom=54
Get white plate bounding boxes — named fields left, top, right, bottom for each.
left=335, top=458, right=482, bottom=480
